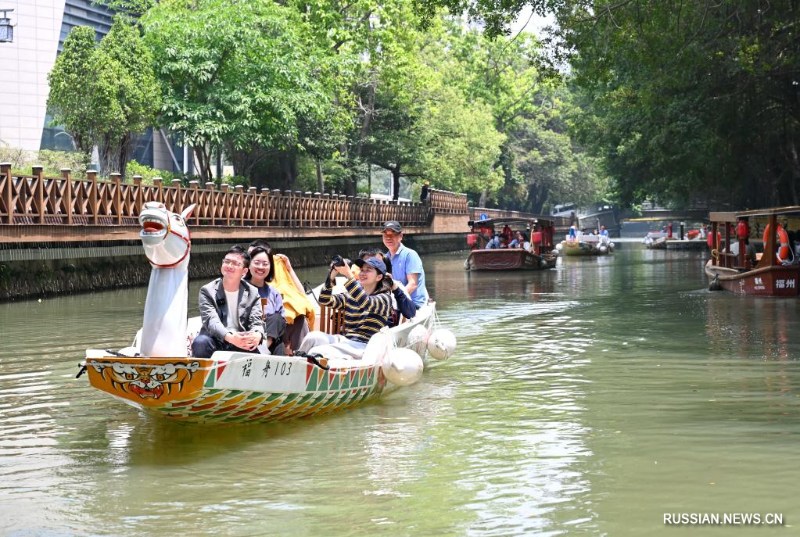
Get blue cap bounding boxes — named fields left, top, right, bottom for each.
left=355, top=257, right=386, bottom=275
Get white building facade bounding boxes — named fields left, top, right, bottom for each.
left=0, top=0, right=181, bottom=172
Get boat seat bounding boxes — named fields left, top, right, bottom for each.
left=319, top=303, right=345, bottom=335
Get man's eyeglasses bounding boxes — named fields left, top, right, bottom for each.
left=222, top=258, right=244, bottom=267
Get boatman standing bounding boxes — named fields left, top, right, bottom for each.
left=381, top=220, right=429, bottom=307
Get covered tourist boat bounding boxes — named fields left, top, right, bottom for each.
left=464, top=217, right=557, bottom=271
left=81, top=202, right=455, bottom=423
left=705, top=206, right=800, bottom=296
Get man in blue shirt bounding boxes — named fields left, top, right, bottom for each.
left=485, top=234, right=501, bottom=249
left=381, top=220, right=429, bottom=307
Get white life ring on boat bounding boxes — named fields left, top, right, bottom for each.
left=763, top=224, right=791, bottom=262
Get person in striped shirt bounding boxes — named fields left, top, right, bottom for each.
left=297, top=257, right=392, bottom=359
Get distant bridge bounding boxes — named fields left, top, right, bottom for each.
left=623, top=208, right=711, bottom=222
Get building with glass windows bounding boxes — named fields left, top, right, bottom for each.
left=0, top=0, right=183, bottom=172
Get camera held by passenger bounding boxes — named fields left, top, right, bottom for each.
left=329, top=255, right=351, bottom=270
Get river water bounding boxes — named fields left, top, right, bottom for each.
left=1, top=245, right=798, bottom=536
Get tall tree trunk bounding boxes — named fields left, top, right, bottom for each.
left=479, top=188, right=488, bottom=207
left=117, top=133, right=131, bottom=179
left=391, top=166, right=401, bottom=201
left=193, top=145, right=213, bottom=181
left=346, top=78, right=377, bottom=196
left=279, top=150, right=298, bottom=191
left=316, top=158, right=325, bottom=193
left=98, top=132, right=130, bottom=177
left=228, top=142, right=269, bottom=188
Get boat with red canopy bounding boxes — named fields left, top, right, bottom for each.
left=465, top=217, right=557, bottom=271
left=705, top=206, right=799, bottom=296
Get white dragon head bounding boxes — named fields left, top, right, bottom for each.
left=139, top=202, right=196, bottom=268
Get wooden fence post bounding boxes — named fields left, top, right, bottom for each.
left=132, top=175, right=143, bottom=216
left=152, top=177, right=163, bottom=204
left=221, top=183, right=230, bottom=226
left=247, top=186, right=257, bottom=226
left=189, top=180, right=200, bottom=225
left=32, top=165, right=45, bottom=224
left=110, top=172, right=122, bottom=225
left=204, top=181, right=215, bottom=226
left=61, top=168, right=73, bottom=225
left=171, top=179, right=182, bottom=214
left=1, top=162, right=13, bottom=224
left=235, top=185, right=245, bottom=226
left=261, top=188, right=270, bottom=227
left=87, top=170, right=99, bottom=224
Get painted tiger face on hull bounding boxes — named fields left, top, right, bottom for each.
left=94, top=361, right=200, bottom=399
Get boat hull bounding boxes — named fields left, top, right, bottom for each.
left=705, top=260, right=800, bottom=296
left=559, top=240, right=613, bottom=256
left=84, top=353, right=388, bottom=423
left=465, top=249, right=555, bottom=271
left=84, top=304, right=438, bottom=423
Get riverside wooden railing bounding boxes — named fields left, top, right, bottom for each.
left=0, top=164, right=469, bottom=229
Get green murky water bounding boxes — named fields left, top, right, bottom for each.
left=1, top=245, right=798, bottom=536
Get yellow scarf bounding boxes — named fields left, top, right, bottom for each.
left=272, top=256, right=316, bottom=328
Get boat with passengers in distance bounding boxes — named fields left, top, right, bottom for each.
left=705, top=206, right=800, bottom=296
left=80, top=202, right=456, bottom=424
left=464, top=217, right=557, bottom=271
left=556, top=227, right=615, bottom=256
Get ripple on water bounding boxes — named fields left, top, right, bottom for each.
left=2, top=252, right=800, bottom=536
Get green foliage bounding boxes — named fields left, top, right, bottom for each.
left=125, top=159, right=178, bottom=185
left=225, top=175, right=250, bottom=189
left=94, top=0, right=156, bottom=17
left=52, top=0, right=608, bottom=211
left=47, top=19, right=161, bottom=177
left=142, top=0, right=331, bottom=181
left=47, top=26, right=97, bottom=157
left=0, top=148, right=90, bottom=178
left=414, top=0, right=552, bottom=38
left=558, top=1, right=800, bottom=208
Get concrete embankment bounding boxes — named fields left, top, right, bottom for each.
left=0, top=233, right=465, bottom=302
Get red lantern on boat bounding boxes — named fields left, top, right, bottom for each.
left=736, top=219, right=749, bottom=241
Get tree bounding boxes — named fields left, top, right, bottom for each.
left=47, top=20, right=161, bottom=176
left=560, top=1, right=800, bottom=208
left=414, top=0, right=554, bottom=38
left=47, top=26, right=97, bottom=159
left=415, top=84, right=505, bottom=204
left=427, top=21, right=599, bottom=210
left=142, top=0, right=329, bottom=182
left=94, top=19, right=161, bottom=176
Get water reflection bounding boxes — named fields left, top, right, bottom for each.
left=705, top=294, right=797, bottom=362
left=433, top=282, right=596, bottom=534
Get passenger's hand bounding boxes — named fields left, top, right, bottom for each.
left=245, top=332, right=262, bottom=350
left=334, top=264, right=353, bottom=279
left=231, top=331, right=260, bottom=351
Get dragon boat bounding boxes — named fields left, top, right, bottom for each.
left=80, top=202, right=455, bottom=424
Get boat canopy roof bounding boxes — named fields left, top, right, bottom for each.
left=709, top=206, right=800, bottom=223
left=468, top=216, right=554, bottom=229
